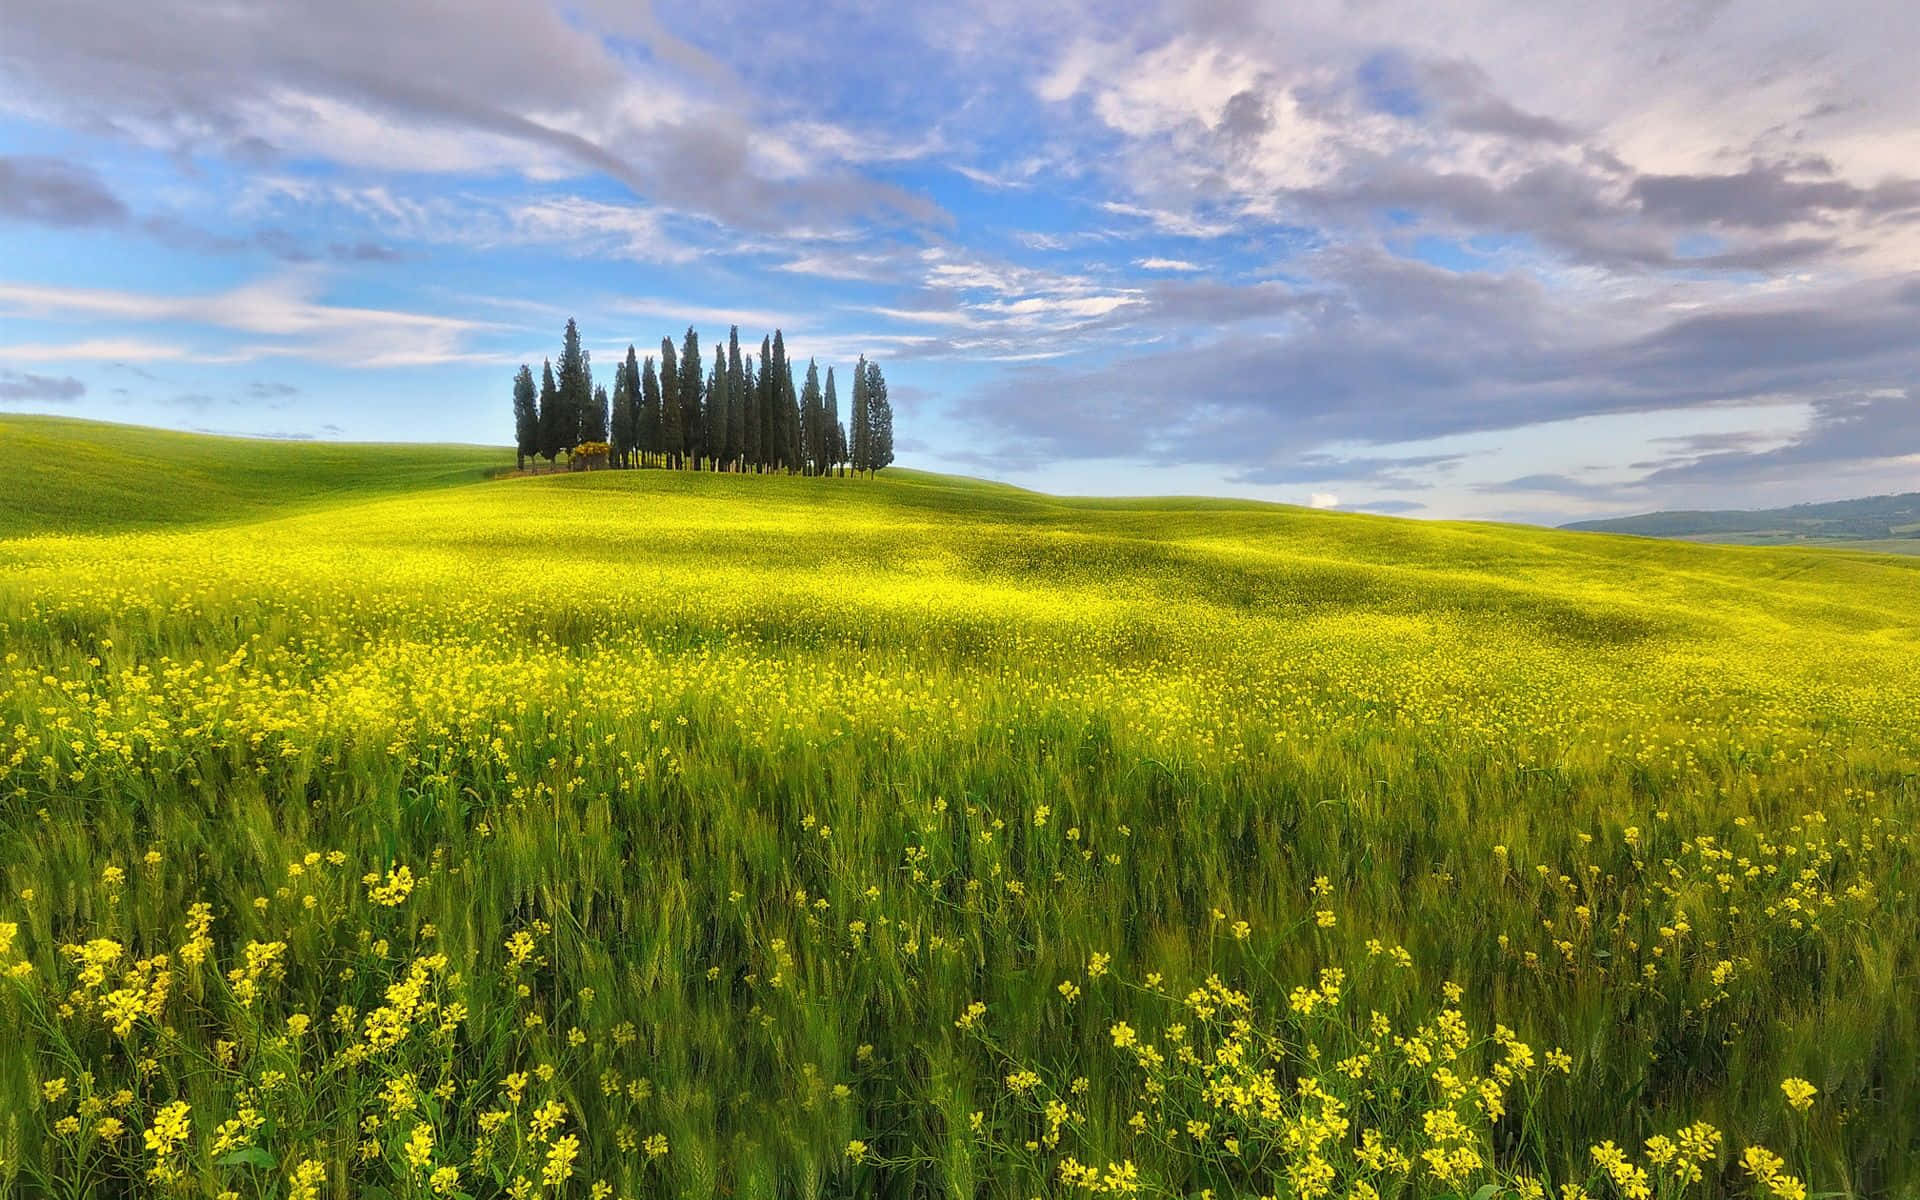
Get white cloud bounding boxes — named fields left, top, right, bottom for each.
left=0, top=275, right=494, bottom=367
left=1137, top=257, right=1202, bottom=271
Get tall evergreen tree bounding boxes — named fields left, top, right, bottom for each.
left=823, top=366, right=846, bottom=477
left=865, top=359, right=894, bottom=473
left=678, top=327, right=703, bottom=467
left=557, top=319, right=588, bottom=455
left=586, top=383, right=609, bottom=445
left=608, top=367, right=633, bottom=466
left=583, top=350, right=598, bottom=441
left=640, top=355, right=663, bottom=466
left=849, top=354, right=870, bottom=473
left=783, top=354, right=802, bottom=474
left=742, top=353, right=761, bottom=471
left=708, top=346, right=730, bottom=472
left=536, top=359, right=562, bottom=463
left=756, top=335, right=775, bottom=471
left=658, top=337, right=681, bottom=468
left=726, top=327, right=745, bottom=470
left=768, top=331, right=791, bottom=472
left=512, top=364, right=538, bottom=470
left=800, top=358, right=824, bottom=475
left=623, top=345, right=642, bottom=467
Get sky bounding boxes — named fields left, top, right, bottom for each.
left=2, top=0, right=1917, bottom=523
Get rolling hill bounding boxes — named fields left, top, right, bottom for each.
left=2, top=417, right=1918, bottom=1195
left=0, top=413, right=505, bottom=538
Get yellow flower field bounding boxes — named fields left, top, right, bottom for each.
left=2, top=458, right=1917, bottom=1198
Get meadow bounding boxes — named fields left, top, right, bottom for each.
left=1, top=419, right=1917, bottom=1199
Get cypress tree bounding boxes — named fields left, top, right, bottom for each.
left=865, top=360, right=894, bottom=473
left=587, top=383, right=609, bottom=446
left=536, top=359, right=561, bottom=464
left=608, top=368, right=632, bottom=466
left=742, top=353, right=761, bottom=471
left=658, top=337, right=681, bottom=468
left=583, top=350, right=599, bottom=442
left=801, top=358, right=824, bottom=475
left=640, top=356, right=663, bottom=467
left=849, top=354, right=870, bottom=473
left=557, top=319, right=587, bottom=456
left=823, top=366, right=845, bottom=477
left=757, top=335, right=775, bottom=471
left=623, top=345, right=642, bottom=467
left=708, top=346, right=730, bottom=472
left=726, top=327, right=745, bottom=470
left=678, top=327, right=703, bottom=468
left=783, top=355, right=802, bottom=474
left=767, top=331, right=790, bottom=472
left=512, top=364, right=538, bottom=471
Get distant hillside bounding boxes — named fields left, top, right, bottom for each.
left=0, top=415, right=506, bottom=538
left=1565, top=491, right=1920, bottom=551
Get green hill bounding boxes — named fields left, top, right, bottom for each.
left=0, top=414, right=506, bottom=538
left=1564, top=489, right=1920, bottom=550
left=3, top=417, right=1920, bottom=1194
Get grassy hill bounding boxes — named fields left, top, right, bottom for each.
left=1565, top=489, right=1920, bottom=551
left=2, top=419, right=1918, bottom=1196
left=0, top=413, right=506, bottom=537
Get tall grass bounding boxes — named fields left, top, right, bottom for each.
left=1, top=453, right=1916, bottom=1198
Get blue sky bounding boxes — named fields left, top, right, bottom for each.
left=3, top=0, right=1918, bottom=522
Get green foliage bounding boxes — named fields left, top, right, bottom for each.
left=658, top=338, right=681, bottom=468
left=850, top=354, right=870, bottom=473
left=511, top=366, right=538, bottom=469
left=536, top=360, right=562, bottom=463
left=678, top=327, right=703, bottom=466
left=639, top=355, right=662, bottom=465
left=865, top=360, right=893, bottom=473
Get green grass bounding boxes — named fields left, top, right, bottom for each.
left=0, top=414, right=505, bottom=538
left=1, top=420, right=1917, bottom=1199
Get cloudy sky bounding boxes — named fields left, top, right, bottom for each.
left=2, top=0, right=1917, bottom=522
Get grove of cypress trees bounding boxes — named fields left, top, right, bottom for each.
left=512, top=364, right=538, bottom=470
left=510, top=324, right=899, bottom=478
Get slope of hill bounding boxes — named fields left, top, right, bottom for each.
left=2, top=419, right=1919, bottom=1194
left=1564, top=489, right=1920, bottom=550
left=0, top=413, right=506, bottom=537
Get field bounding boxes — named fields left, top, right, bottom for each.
left=2, top=419, right=1918, bottom=1199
